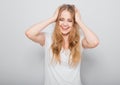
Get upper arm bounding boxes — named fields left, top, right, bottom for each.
left=25, top=32, right=45, bottom=46
left=81, top=37, right=99, bottom=49
left=81, top=38, right=89, bottom=48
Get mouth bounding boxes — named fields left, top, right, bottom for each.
left=61, top=26, right=69, bottom=30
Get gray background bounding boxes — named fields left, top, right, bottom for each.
left=0, top=0, right=120, bottom=85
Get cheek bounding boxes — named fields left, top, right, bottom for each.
left=68, top=23, right=73, bottom=29
left=69, top=23, right=73, bottom=27
left=59, top=21, right=66, bottom=26
left=69, top=27, right=73, bottom=31
left=59, top=21, right=62, bottom=26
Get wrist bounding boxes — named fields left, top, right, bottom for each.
left=76, top=19, right=83, bottom=25
left=48, top=17, right=55, bottom=23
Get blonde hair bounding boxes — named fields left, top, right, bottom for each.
left=51, top=4, right=81, bottom=67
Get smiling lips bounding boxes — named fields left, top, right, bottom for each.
left=61, top=26, right=69, bottom=30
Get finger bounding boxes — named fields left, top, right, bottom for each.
left=75, top=7, right=78, bottom=12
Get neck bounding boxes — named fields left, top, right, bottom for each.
left=62, top=34, right=69, bottom=42
left=62, top=34, right=69, bottom=49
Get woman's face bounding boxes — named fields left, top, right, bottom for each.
left=59, top=10, right=73, bottom=35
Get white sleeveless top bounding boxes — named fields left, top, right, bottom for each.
left=44, top=33, right=84, bottom=85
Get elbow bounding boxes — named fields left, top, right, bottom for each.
left=91, top=40, right=100, bottom=48
left=25, top=30, right=29, bottom=38
left=25, top=30, right=32, bottom=39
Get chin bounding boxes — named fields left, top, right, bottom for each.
left=61, top=31, right=70, bottom=36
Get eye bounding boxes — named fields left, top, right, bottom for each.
left=68, top=19, right=73, bottom=22
left=59, top=18, right=64, bottom=21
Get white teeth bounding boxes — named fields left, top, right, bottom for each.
left=62, top=27, right=69, bottom=30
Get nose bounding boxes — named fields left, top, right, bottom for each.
left=63, top=21, right=68, bottom=26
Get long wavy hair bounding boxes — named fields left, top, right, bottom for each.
left=51, top=4, right=81, bottom=67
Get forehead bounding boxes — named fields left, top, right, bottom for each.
left=60, top=10, right=72, bottom=18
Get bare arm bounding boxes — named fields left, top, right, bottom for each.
left=75, top=8, right=99, bottom=48
left=25, top=8, right=59, bottom=46
left=25, top=18, right=55, bottom=46
left=78, top=21, right=99, bottom=48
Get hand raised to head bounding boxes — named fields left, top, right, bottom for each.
left=51, top=7, right=60, bottom=22
left=75, top=7, right=82, bottom=23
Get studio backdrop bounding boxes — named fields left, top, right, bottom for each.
left=0, top=0, right=120, bottom=85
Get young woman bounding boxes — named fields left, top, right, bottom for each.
left=25, top=4, right=99, bottom=85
